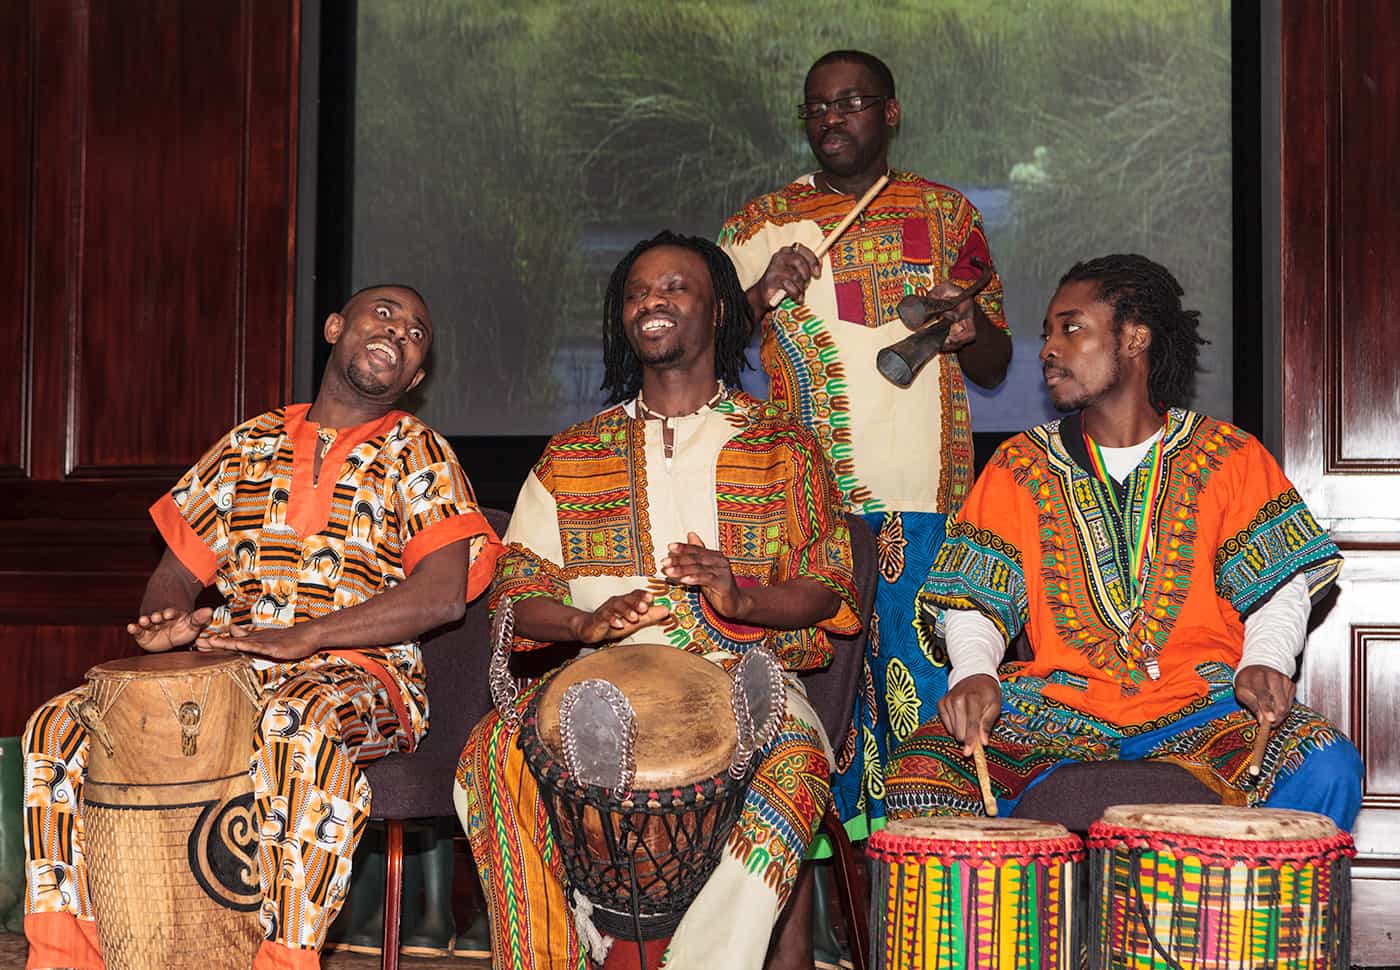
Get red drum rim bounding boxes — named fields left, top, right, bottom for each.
left=1088, top=820, right=1356, bottom=867
left=867, top=829, right=1085, bottom=866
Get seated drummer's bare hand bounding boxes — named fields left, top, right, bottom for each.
left=927, top=281, right=977, bottom=353
left=1235, top=664, right=1296, bottom=729
left=574, top=590, right=670, bottom=644
left=937, top=674, right=1001, bottom=757
left=200, top=624, right=319, bottom=662
left=126, top=606, right=214, bottom=652
left=758, top=243, right=821, bottom=307
left=661, top=533, right=749, bottom=620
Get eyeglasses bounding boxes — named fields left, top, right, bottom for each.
left=797, top=95, right=886, bottom=120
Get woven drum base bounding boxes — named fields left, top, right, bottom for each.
left=86, top=799, right=262, bottom=970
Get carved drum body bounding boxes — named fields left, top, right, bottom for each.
left=77, top=652, right=265, bottom=969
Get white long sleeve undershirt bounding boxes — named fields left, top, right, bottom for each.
left=944, top=573, right=1313, bottom=687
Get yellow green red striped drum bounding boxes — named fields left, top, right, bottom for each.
left=867, top=816, right=1084, bottom=969
left=1087, top=804, right=1355, bottom=970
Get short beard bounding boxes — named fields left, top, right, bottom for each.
left=633, top=344, right=685, bottom=368
left=1051, top=351, right=1122, bottom=413
left=346, top=361, right=392, bottom=397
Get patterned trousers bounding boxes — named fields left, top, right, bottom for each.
left=23, top=654, right=414, bottom=970
left=454, top=668, right=831, bottom=970
left=883, top=662, right=1363, bottom=831
left=830, top=511, right=949, bottom=839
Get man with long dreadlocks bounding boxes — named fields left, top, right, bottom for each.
left=454, top=231, right=860, bottom=969
left=882, top=254, right=1362, bottom=829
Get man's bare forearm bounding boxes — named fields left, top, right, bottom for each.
left=281, top=542, right=469, bottom=650
left=734, top=577, right=841, bottom=630
left=138, top=549, right=204, bottom=614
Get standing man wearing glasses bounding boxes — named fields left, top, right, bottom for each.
left=719, top=49, right=1012, bottom=955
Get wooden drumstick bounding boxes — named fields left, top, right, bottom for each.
left=971, top=740, right=998, bottom=817
left=1248, top=720, right=1271, bottom=777
left=768, top=172, right=890, bottom=307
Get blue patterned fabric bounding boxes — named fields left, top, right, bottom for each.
left=828, top=510, right=950, bottom=838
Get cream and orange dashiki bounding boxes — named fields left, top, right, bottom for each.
left=883, top=409, right=1362, bottom=831
left=455, top=391, right=859, bottom=970
left=720, top=170, right=1008, bottom=833
left=24, top=405, right=499, bottom=970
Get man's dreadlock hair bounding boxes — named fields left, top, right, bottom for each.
left=600, top=231, right=752, bottom=405
left=1059, top=254, right=1208, bottom=411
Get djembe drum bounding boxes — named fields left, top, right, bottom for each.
left=502, top=640, right=785, bottom=944
left=1088, top=804, right=1355, bottom=970
left=867, top=816, right=1085, bottom=970
left=74, top=651, right=266, bottom=969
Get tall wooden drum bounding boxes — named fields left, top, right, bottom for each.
left=867, top=816, right=1085, bottom=970
left=75, top=651, right=265, bottom=969
left=1088, top=804, right=1355, bottom=970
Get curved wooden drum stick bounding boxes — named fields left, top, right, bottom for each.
left=768, top=172, right=890, bottom=307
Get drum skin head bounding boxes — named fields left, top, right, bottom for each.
left=1099, top=803, right=1339, bottom=840
left=884, top=815, right=1073, bottom=843
left=538, top=643, right=737, bottom=790
left=88, top=649, right=250, bottom=678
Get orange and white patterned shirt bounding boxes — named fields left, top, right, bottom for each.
left=150, top=404, right=501, bottom=743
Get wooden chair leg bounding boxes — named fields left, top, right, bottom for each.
left=822, top=805, right=870, bottom=970
left=382, top=818, right=405, bottom=970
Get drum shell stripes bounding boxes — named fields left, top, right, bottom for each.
left=78, top=652, right=264, bottom=970
left=867, top=816, right=1085, bottom=970
left=1087, top=804, right=1355, bottom=970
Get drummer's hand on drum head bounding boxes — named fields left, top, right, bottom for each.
left=937, top=673, right=1002, bottom=757
left=757, top=243, right=821, bottom=307
left=127, top=606, right=214, bottom=652
left=661, top=533, right=747, bottom=620
left=573, top=590, right=671, bottom=645
left=1235, top=664, right=1296, bottom=729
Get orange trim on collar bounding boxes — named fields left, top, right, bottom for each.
left=282, top=404, right=408, bottom=538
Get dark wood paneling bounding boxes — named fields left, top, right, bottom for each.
left=0, top=1, right=31, bottom=478
left=0, top=626, right=137, bottom=736
left=0, top=0, right=298, bottom=730
left=1334, top=3, right=1400, bottom=469
left=1282, top=0, right=1400, bottom=529
left=1281, top=1, right=1400, bottom=961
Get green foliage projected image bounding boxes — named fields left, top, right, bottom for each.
left=352, top=0, right=1231, bottom=434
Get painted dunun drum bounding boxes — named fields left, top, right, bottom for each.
left=77, top=651, right=265, bottom=970
left=867, top=816, right=1085, bottom=970
left=1088, top=804, right=1355, bottom=970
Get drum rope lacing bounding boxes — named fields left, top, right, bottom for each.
left=1088, top=822, right=1357, bottom=867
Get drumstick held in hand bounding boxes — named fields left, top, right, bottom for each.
left=971, top=740, right=998, bottom=817
left=1248, top=720, right=1271, bottom=777
left=769, top=172, right=890, bottom=307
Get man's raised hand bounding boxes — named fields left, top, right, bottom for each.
left=127, top=606, right=214, bottom=653
left=661, top=533, right=748, bottom=620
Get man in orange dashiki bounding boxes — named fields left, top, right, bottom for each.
left=883, top=255, right=1361, bottom=831
left=23, top=285, right=502, bottom=970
